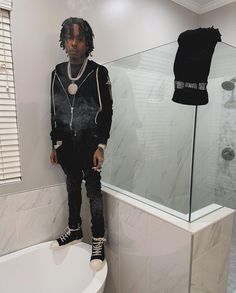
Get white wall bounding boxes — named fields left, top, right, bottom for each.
left=0, top=0, right=198, bottom=196
left=200, top=2, right=236, bottom=46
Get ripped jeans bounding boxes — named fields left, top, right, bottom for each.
left=55, top=130, right=105, bottom=238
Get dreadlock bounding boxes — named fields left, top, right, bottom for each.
left=60, top=17, right=94, bottom=57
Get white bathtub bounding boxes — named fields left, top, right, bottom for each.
left=0, top=241, right=107, bottom=293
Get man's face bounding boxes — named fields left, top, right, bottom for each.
left=64, top=24, right=87, bottom=61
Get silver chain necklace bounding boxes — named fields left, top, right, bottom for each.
left=67, top=58, right=88, bottom=95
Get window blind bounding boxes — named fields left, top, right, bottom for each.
left=0, top=8, right=21, bottom=184
left=0, top=0, right=11, bottom=11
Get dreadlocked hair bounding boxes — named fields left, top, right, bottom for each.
left=59, top=17, right=94, bottom=57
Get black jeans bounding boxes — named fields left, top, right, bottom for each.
left=56, top=130, right=105, bottom=238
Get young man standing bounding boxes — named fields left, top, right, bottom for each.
left=50, top=17, right=113, bottom=271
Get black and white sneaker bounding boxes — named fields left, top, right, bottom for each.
left=90, top=237, right=106, bottom=271
left=51, top=226, right=83, bottom=249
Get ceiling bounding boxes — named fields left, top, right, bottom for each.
left=171, top=0, right=236, bottom=14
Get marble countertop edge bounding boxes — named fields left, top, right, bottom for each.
left=102, top=185, right=235, bottom=234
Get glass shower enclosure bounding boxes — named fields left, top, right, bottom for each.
left=101, top=41, right=236, bottom=223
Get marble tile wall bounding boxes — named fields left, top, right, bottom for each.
left=103, top=193, right=192, bottom=293
left=190, top=213, right=234, bottom=293
left=0, top=184, right=68, bottom=256
left=103, top=191, right=234, bottom=293
left=103, top=62, right=195, bottom=215
left=228, top=240, right=236, bottom=293
left=0, top=183, right=96, bottom=257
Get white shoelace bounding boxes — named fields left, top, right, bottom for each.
left=60, top=226, right=79, bottom=242
left=92, top=237, right=106, bottom=256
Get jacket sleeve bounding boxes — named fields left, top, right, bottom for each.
left=96, top=66, right=113, bottom=145
left=50, top=70, right=57, bottom=149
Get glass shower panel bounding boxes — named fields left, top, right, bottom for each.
left=102, top=42, right=195, bottom=219
left=191, top=42, right=236, bottom=221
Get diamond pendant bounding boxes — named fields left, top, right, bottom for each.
left=68, top=83, right=78, bottom=95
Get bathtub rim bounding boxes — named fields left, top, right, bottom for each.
left=0, top=241, right=108, bottom=293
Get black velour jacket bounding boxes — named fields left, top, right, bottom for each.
left=50, top=60, right=113, bottom=148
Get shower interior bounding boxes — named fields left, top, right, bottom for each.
left=101, top=41, right=236, bottom=292
left=221, top=78, right=236, bottom=109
